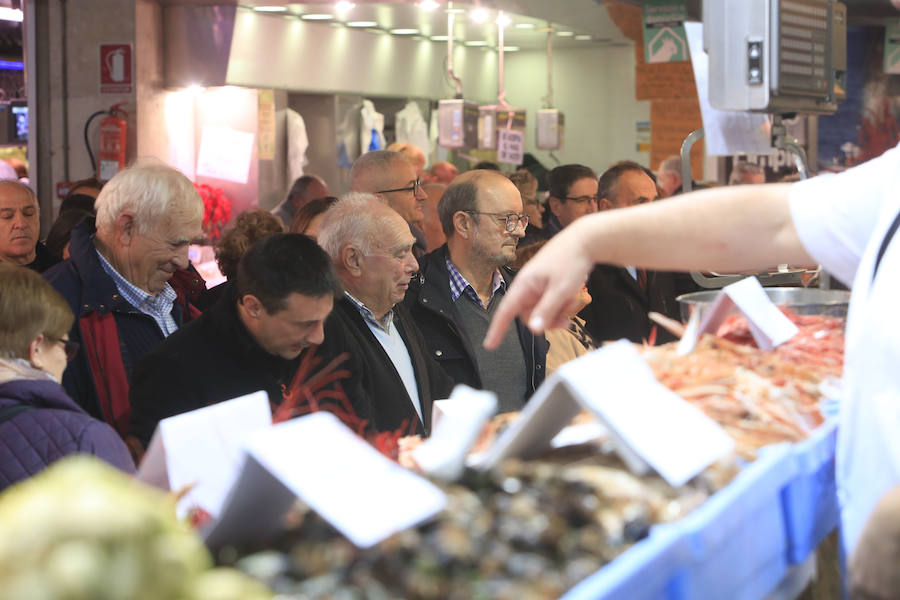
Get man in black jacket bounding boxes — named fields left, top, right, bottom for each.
left=580, top=161, right=687, bottom=344
left=403, top=170, right=548, bottom=414
left=128, top=234, right=343, bottom=447
left=317, top=194, right=454, bottom=436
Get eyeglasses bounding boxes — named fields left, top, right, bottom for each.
left=377, top=179, right=423, bottom=196
left=465, top=211, right=529, bottom=233
left=564, top=195, right=599, bottom=204
left=47, top=336, right=79, bottom=361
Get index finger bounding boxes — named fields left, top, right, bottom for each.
left=484, top=280, right=536, bottom=350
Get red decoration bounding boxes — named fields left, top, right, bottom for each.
left=193, top=182, right=232, bottom=241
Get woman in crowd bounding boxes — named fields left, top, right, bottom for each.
left=0, top=264, right=134, bottom=490
left=512, top=241, right=595, bottom=374
left=289, top=196, right=337, bottom=241
left=195, top=209, right=285, bottom=310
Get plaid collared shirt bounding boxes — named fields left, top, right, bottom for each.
left=96, top=249, right=178, bottom=337
left=344, top=291, right=394, bottom=332
left=445, top=258, right=506, bottom=309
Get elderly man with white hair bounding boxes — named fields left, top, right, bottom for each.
left=316, top=192, right=454, bottom=436
left=43, top=163, right=205, bottom=437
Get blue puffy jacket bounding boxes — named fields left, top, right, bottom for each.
left=0, top=368, right=135, bottom=492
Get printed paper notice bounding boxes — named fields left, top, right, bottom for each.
left=196, top=125, right=255, bottom=184
left=497, top=129, right=524, bottom=165
left=258, top=90, right=276, bottom=161
left=247, top=412, right=447, bottom=548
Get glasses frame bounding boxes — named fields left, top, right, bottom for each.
left=376, top=179, right=423, bottom=196
left=464, top=210, right=529, bottom=233
left=46, top=335, right=79, bottom=361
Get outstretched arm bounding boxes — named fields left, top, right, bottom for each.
left=485, top=183, right=813, bottom=349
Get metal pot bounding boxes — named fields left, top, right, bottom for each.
left=676, top=287, right=851, bottom=322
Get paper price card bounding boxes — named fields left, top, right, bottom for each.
left=137, top=390, right=272, bottom=519
left=679, top=276, right=799, bottom=354
left=246, top=412, right=447, bottom=548
left=497, top=129, right=524, bottom=165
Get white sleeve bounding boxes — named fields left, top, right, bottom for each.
left=789, top=145, right=900, bottom=286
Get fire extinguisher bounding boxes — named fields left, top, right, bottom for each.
left=85, top=102, right=128, bottom=182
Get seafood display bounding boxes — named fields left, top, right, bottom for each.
left=643, top=311, right=844, bottom=459
left=226, top=447, right=738, bottom=599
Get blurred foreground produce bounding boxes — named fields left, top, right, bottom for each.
left=227, top=448, right=738, bottom=599
left=0, top=456, right=271, bottom=600
left=644, top=311, right=844, bottom=459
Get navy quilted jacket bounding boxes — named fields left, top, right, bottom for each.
left=0, top=376, right=135, bottom=492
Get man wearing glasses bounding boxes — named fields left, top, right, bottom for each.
left=350, top=150, right=430, bottom=258
left=404, top=170, right=548, bottom=414
left=545, top=164, right=599, bottom=238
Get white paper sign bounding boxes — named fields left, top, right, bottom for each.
left=497, top=129, right=524, bottom=165
left=680, top=277, right=800, bottom=353
left=482, top=341, right=734, bottom=487
left=136, top=391, right=272, bottom=519
left=195, top=125, right=255, bottom=184
left=684, top=22, right=773, bottom=156
left=246, top=412, right=446, bottom=548
left=414, top=385, right=497, bottom=481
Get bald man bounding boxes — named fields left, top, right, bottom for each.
left=403, top=170, right=548, bottom=413
left=428, top=161, right=459, bottom=185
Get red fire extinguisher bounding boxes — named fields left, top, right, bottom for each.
left=96, top=103, right=128, bottom=181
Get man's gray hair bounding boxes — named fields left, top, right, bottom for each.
left=728, top=160, right=765, bottom=185
left=95, top=163, right=202, bottom=233
left=349, top=150, right=411, bottom=193
left=659, top=155, right=682, bottom=176
left=0, top=179, right=36, bottom=205
left=318, top=192, right=398, bottom=259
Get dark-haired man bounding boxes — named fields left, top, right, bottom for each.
left=404, top=170, right=548, bottom=413
left=128, top=233, right=342, bottom=447
left=271, top=174, right=330, bottom=227
left=579, top=160, right=685, bottom=344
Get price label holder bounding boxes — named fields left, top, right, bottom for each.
left=207, top=412, right=447, bottom=549
left=678, top=276, right=799, bottom=354
left=480, top=340, right=734, bottom=487
left=414, top=385, right=497, bottom=481
left=137, top=390, right=272, bottom=519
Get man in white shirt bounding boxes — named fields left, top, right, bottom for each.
left=316, top=193, right=454, bottom=436
left=486, top=142, right=900, bottom=560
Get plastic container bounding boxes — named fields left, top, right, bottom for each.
left=561, top=523, right=689, bottom=600
left=781, top=420, right=840, bottom=564
left=675, top=443, right=796, bottom=600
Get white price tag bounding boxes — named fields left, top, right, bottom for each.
left=497, top=129, right=524, bottom=164
left=137, top=390, right=272, bottom=519
left=681, top=277, right=799, bottom=353
left=245, top=412, right=446, bottom=548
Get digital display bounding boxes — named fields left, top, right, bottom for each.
left=11, top=105, right=26, bottom=141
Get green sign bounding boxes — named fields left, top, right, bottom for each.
left=885, top=23, right=900, bottom=74
left=642, top=0, right=688, bottom=64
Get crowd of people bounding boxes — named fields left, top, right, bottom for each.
left=9, top=144, right=896, bottom=593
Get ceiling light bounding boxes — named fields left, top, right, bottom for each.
left=346, top=20, right=377, bottom=27
left=391, top=28, right=419, bottom=35
left=301, top=13, right=334, bottom=20
left=502, top=46, right=519, bottom=52
left=557, top=30, right=575, bottom=37
left=465, top=40, right=488, bottom=47
left=446, top=7, right=466, bottom=14
left=431, top=35, right=449, bottom=41
left=575, top=34, right=592, bottom=41
left=335, top=1, right=355, bottom=15
left=515, top=23, right=535, bottom=29
left=419, top=0, right=440, bottom=10
left=471, top=8, right=489, bottom=23
left=254, top=5, right=287, bottom=12
left=0, top=8, right=23, bottom=22
left=495, top=13, right=511, bottom=27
